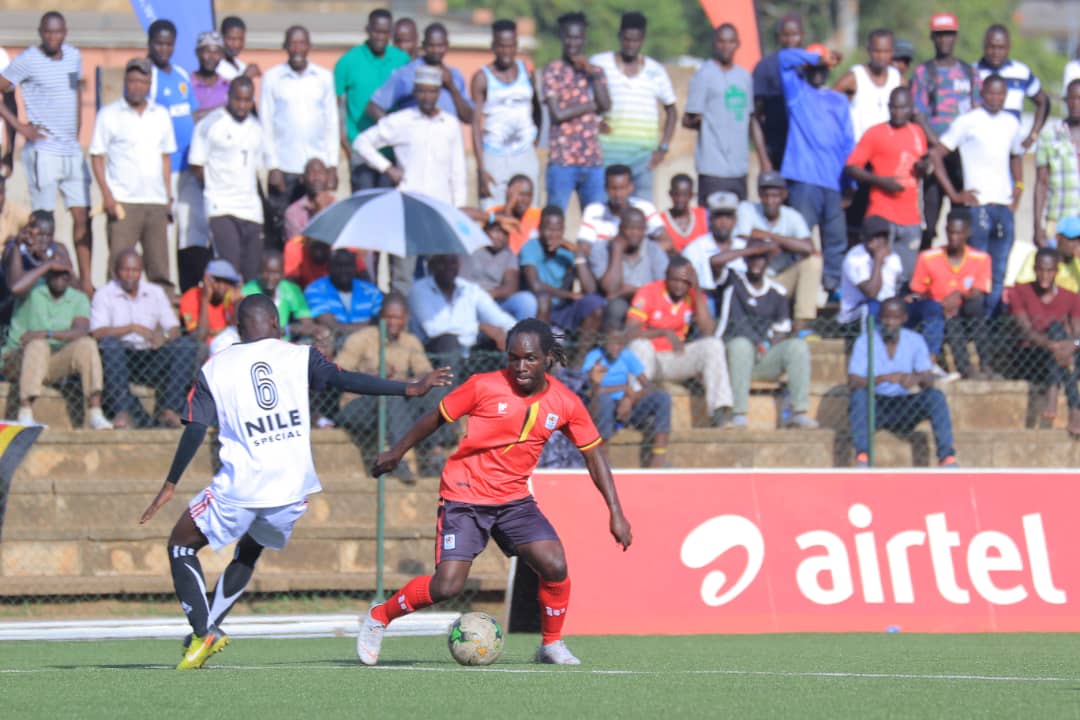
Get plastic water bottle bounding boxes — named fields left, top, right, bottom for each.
left=886, top=625, right=901, bottom=633
left=780, top=387, right=792, bottom=426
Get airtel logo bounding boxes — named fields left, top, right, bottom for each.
left=679, top=515, right=765, bottom=606
left=680, top=505, right=1067, bottom=607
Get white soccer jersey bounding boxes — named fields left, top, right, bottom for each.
left=187, top=339, right=320, bottom=507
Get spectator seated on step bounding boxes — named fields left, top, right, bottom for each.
left=334, top=292, right=456, bottom=481
left=625, top=255, right=733, bottom=427
left=847, top=296, right=957, bottom=468
left=1, top=257, right=111, bottom=429
left=304, top=248, right=383, bottom=348
left=461, top=217, right=538, bottom=321
left=179, top=258, right=241, bottom=348
left=241, top=250, right=318, bottom=340
left=581, top=325, right=671, bottom=467
left=1007, top=247, right=1080, bottom=435
left=715, top=248, right=817, bottom=430
left=408, top=253, right=516, bottom=374
left=89, top=249, right=198, bottom=429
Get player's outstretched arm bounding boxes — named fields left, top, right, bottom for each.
left=582, top=446, right=632, bottom=550
left=140, top=422, right=209, bottom=524
left=330, top=367, right=452, bottom=396
left=372, top=408, right=446, bottom=477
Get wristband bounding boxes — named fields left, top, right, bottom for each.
left=574, top=257, right=587, bottom=265
left=487, top=211, right=496, bottom=226
left=658, top=143, right=669, bottom=153
left=1014, top=181, right=1025, bottom=190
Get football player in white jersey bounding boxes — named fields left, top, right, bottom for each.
left=139, top=293, right=451, bottom=669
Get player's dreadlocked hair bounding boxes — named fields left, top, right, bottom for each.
left=507, top=318, right=569, bottom=369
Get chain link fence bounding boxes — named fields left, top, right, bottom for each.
left=0, top=302, right=1073, bottom=617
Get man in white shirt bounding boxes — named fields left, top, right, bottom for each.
left=975, top=24, right=1049, bottom=141
left=261, top=26, right=339, bottom=250
left=188, top=77, right=265, bottom=283
left=589, top=12, right=677, bottom=203
left=355, top=64, right=466, bottom=293
left=930, top=74, right=1025, bottom=316
left=407, top=253, right=515, bottom=362
left=576, top=164, right=666, bottom=251
left=838, top=215, right=903, bottom=325
left=90, top=58, right=177, bottom=292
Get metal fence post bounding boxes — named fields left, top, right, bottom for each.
left=866, top=314, right=876, bottom=467
left=375, top=318, right=388, bottom=602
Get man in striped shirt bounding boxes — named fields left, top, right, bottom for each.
left=590, top=12, right=677, bottom=204
left=975, top=24, right=1049, bottom=148
left=0, top=12, right=92, bottom=295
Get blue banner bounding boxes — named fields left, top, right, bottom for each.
left=129, top=0, right=215, bottom=73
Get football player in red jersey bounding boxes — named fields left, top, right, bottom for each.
left=363, top=318, right=632, bottom=665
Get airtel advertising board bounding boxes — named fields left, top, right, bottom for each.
left=530, top=470, right=1080, bottom=634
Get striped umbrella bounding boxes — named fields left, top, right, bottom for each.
left=302, top=189, right=491, bottom=257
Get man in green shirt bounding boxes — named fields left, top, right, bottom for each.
left=335, top=8, right=409, bottom=192
left=2, top=261, right=111, bottom=429
left=241, top=250, right=318, bottom=340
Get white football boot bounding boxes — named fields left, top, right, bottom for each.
left=356, top=605, right=386, bottom=666
left=535, top=639, right=581, bottom=665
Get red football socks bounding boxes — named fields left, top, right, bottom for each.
left=538, top=577, right=571, bottom=645
left=372, top=575, right=434, bottom=625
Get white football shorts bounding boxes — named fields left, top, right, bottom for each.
left=188, top=487, right=308, bottom=551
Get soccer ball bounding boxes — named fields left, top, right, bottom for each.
left=447, top=612, right=504, bottom=666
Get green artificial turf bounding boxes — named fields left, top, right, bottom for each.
left=3, top=633, right=1080, bottom=719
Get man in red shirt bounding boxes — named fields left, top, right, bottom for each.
left=909, top=209, right=993, bottom=378
left=625, top=256, right=732, bottom=425
left=363, top=318, right=632, bottom=666
left=1010, top=247, right=1080, bottom=432
left=179, top=258, right=240, bottom=347
left=845, top=86, right=929, bottom=279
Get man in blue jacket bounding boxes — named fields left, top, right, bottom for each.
left=779, top=44, right=854, bottom=296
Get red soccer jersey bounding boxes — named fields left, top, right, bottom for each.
left=437, top=370, right=602, bottom=505
left=846, top=121, right=927, bottom=226
left=910, top=247, right=991, bottom=302
left=627, top=280, right=696, bottom=352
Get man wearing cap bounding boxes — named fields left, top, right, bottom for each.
left=682, top=191, right=767, bottom=314
left=1015, top=216, right=1080, bottom=293
left=354, top=63, right=466, bottom=294
left=777, top=43, right=854, bottom=295
left=191, top=32, right=230, bottom=113
left=90, top=58, right=177, bottom=293
left=188, top=77, right=265, bottom=284
left=367, top=22, right=473, bottom=124
left=684, top=23, right=770, bottom=204
left=179, top=258, right=241, bottom=347
left=911, top=12, right=981, bottom=249
left=733, top=172, right=821, bottom=333
left=845, top=86, right=929, bottom=279
left=262, top=26, right=339, bottom=250
left=892, top=39, right=915, bottom=82
left=1, top=254, right=111, bottom=429
left=838, top=215, right=904, bottom=325
left=1033, top=79, right=1080, bottom=249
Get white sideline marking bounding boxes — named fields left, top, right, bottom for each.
left=2, top=664, right=1078, bottom=684
left=0, top=612, right=459, bottom=642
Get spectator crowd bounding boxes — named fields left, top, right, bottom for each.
left=0, top=7, right=1079, bottom=470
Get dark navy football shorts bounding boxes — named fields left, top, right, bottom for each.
left=435, top=496, right=560, bottom=563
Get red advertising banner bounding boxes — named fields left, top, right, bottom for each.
left=531, top=470, right=1080, bottom=634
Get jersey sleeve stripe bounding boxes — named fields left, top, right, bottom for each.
left=577, top=437, right=603, bottom=452
left=627, top=307, right=648, bottom=320
left=438, top=400, right=457, bottom=423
